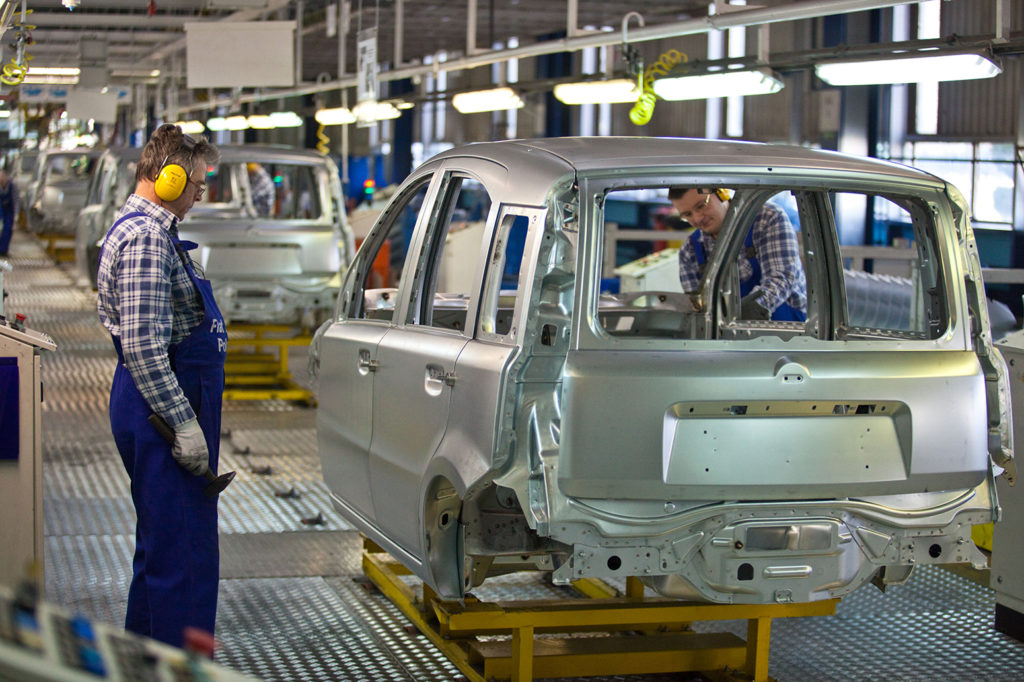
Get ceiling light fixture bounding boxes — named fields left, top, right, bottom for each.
left=206, top=117, right=228, bottom=132
left=269, top=111, right=303, bottom=128
left=28, top=67, right=80, bottom=76
left=174, top=120, right=206, bottom=135
left=224, top=115, right=249, bottom=131
left=247, top=115, right=274, bottom=129
left=814, top=52, right=1001, bottom=86
left=314, top=106, right=356, bottom=125
left=452, top=87, right=523, bottom=114
left=353, top=100, right=402, bottom=123
left=652, top=69, right=784, bottom=101
left=553, top=78, right=640, bottom=105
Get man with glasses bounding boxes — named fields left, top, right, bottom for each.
left=669, top=186, right=806, bottom=321
left=96, top=124, right=224, bottom=648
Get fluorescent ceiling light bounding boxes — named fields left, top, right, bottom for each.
left=315, top=106, right=356, bottom=125
left=353, top=100, right=401, bottom=123
left=815, top=52, right=1001, bottom=86
left=269, top=111, right=302, bottom=128
left=247, top=115, right=274, bottom=129
left=553, top=78, right=640, bottom=105
left=28, top=67, right=80, bottom=76
left=174, top=120, right=206, bottom=135
left=20, top=75, right=79, bottom=85
left=653, top=69, right=784, bottom=101
left=452, top=87, right=523, bottom=114
left=225, top=115, right=249, bottom=131
left=206, top=117, right=228, bottom=132
left=0, top=111, right=11, bottom=119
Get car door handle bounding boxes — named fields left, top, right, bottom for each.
left=357, top=349, right=378, bottom=373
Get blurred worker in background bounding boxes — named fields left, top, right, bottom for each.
left=247, top=162, right=275, bottom=217
left=96, top=124, right=223, bottom=648
left=0, top=169, right=18, bottom=256
left=669, top=186, right=806, bottom=321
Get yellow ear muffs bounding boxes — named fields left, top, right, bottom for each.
left=714, top=188, right=731, bottom=202
left=154, top=162, right=188, bottom=201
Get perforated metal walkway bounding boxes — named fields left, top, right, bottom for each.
left=5, top=226, right=1024, bottom=681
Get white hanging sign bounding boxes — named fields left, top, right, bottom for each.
left=356, top=27, right=378, bottom=103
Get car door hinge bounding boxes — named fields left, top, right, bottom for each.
left=444, top=371, right=457, bottom=387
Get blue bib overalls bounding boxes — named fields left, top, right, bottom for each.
left=689, top=228, right=805, bottom=322
left=0, top=182, right=15, bottom=255
left=104, top=213, right=227, bottom=647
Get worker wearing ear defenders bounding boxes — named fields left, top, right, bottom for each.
left=669, top=186, right=807, bottom=322
left=96, top=123, right=225, bottom=648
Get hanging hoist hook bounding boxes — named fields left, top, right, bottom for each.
left=620, top=11, right=645, bottom=80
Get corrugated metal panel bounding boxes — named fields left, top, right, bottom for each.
left=942, top=0, right=1024, bottom=36
left=938, top=58, right=1020, bottom=138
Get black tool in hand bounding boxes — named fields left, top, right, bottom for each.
left=148, top=414, right=236, bottom=498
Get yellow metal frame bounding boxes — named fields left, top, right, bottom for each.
left=361, top=539, right=837, bottom=682
left=223, top=324, right=315, bottom=404
left=37, top=233, right=74, bottom=262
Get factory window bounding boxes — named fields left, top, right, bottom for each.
left=353, top=177, right=432, bottom=322
left=882, top=141, right=1015, bottom=231
left=410, top=175, right=492, bottom=332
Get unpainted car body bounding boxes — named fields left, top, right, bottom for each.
left=74, top=146, right=141, bottom=287
left=312, top=137, right=1013, bottom=605
left=83, top=144, right=354, bottom=327
left=27, top=148, right=101, bottom=235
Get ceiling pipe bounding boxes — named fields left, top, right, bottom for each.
left=176, top=0, right=920, bottom=114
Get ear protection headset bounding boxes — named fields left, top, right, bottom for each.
left=154, top=134, right=197, bottom=202
left=713, top=188, right=731, bottom=202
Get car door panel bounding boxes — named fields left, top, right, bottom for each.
left=316, top=321, right=389, bottom=519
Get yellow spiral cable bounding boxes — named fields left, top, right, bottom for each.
left=316, top=124, right=330, bottom=155
left=629, top=48, right=687, bottom=126
left=1, top=8, right=35, bottom=86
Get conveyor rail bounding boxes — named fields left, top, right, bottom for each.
left=361, top=539, right=838, bottom=682
left=223, top=324, right=315, bottom=405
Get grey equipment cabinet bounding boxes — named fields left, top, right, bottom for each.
left=0, top=318, right=56, bottom=589
left=995, top=329, right=1024, bottom=640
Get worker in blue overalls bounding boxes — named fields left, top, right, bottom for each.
left=0, top=168, right=18, bottom=256
left=96, top=124, right=224, bottom=648
left=670, top=186, right=807, bottom=321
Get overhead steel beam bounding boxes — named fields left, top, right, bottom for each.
left=176, top=0, right=920, bottom=113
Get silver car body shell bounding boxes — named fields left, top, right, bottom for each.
left=177, top=144, right=353, bottom=326
left=74, top=146, right=141, bottom=287
left=80, top=144, right=354, bottom=325
left=28, top=148, right=101, bottom=235
left=314, top=137, right=1009, bottom=604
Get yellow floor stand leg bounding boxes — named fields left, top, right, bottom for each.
left=746, top=616, right=772, bottom=682
left=511, top=626, right=534, bottom=682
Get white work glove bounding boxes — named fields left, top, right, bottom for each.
left=172, top=418, right=210, bottom=477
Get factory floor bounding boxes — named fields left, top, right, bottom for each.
left=6, top=227, right=1024, bottom=681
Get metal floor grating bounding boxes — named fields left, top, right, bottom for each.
left=3, top=227, right=1024, bottom=680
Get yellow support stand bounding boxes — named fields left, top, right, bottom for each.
left=361, top=539, right=838, bottom=682
left=223, top=324, right=315, bottom=405
left=37, top=233, right=74, bottom=262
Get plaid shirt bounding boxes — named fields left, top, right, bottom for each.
left=249, top=167, right=275, bottom=217
left=97, top=194, right=205, bottom=427
left=678, top=202, right=807, bottom=314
